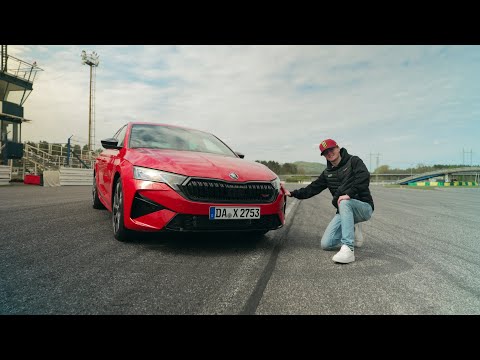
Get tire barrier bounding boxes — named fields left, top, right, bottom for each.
left=408, top=181, right=478, bottom=187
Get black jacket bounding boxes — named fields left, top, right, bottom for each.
left=290, top=148, right=374, bottom=212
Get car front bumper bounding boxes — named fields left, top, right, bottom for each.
left=122, top=178, right=286, bottom=232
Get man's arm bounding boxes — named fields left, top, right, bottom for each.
left=288, top=173, right=328, bottom=199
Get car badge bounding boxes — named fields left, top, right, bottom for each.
left=229, top=172, right=239, bottom=180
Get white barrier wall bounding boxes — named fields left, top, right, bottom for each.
left=43, top=170, right=61, bottom=187
left=59, top=167, right=93, bottom=186
left=0, top=165, right=11, bottom=186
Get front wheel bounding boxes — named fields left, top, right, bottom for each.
left=112, top=179, right=133, bottom=242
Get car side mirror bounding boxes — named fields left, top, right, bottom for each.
left=101, top=138, right=121, bottom=149
left=235, top=151, right=245, bottom=159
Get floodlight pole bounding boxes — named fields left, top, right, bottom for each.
left=81, top=50, right=99, bottom=153
left=88, top=65, right=93, bottom=152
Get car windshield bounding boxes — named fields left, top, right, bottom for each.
left=129, top=124, right=237, bottom=157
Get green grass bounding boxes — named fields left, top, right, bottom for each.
left=285, top=176, right=313, bottom=183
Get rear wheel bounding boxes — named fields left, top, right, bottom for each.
left=92, top=174, right=105, bottom=209
left=112, top=179, right=133, bottom=242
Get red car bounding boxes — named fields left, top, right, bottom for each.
left=93, top=122, right=287, bottom=241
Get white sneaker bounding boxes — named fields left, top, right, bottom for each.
left=355, top=223, right=364, bottom=247
left=332, top=245, right=355, bottom=264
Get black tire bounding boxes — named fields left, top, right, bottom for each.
left=92, top=174, right=105, bottom=209
left=112, top=179, right=133, bottom=242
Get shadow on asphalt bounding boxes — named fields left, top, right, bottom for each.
left=124, top=230, right=274, bottom=254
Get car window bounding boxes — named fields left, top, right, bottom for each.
left=201, top=138, right=228, bottom=154
left=129, top=124, right=236, bottom=157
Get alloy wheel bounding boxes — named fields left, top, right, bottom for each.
left=112, top=181, right=122, bottom=234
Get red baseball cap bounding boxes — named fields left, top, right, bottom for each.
left=319, top=139, right=338, bottom=155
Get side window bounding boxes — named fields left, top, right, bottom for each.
left=115, top=126, right=128, bottom=147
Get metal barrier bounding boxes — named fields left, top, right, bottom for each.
left=0, top=165, right=10, bottom=185
left=59, top=167, right=93, bottom=186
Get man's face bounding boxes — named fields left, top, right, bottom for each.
left=322, top=146, right=340, bottom=163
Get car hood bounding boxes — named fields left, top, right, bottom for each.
left=125, top=149, right=277, bottom=182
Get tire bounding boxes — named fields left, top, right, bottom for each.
left=112, top=179, right=133, bottom=242
left=92, top=174, right=105, bottom=209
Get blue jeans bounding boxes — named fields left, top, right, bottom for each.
left=321, top=199, right=373, bottom=251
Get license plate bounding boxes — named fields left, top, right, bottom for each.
left=209, top=207, right=260, bottom=220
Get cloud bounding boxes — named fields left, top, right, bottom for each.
left=9, top=45, right=480, bottom=168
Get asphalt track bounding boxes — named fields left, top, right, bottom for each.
left=0, top=183, right=479, bottom=314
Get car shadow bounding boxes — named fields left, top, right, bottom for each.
left=127, top=231, right=273, bottom=255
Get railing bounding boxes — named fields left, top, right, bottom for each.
left=279, top=174, right=411, bottom=184
left=3, top=55, right=43, bottom=83
left=9, top=142, right=100, bottom=180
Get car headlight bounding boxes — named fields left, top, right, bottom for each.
left=133, top=166, right=187, bottom=190
left=271, top=177, right=280, bottom=191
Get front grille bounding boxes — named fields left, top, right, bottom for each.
left=178, top=178, right=277, bottom=203
left=165, top=214, right=282, bottom=232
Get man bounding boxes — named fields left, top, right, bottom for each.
left=284, top=139, right=374, bottom=264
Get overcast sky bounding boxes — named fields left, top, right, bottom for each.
left=8, top=45, right=480, bottom=170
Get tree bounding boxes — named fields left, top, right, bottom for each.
left=255, top=160, right=282, bottom=174
left=374, top=165, right=390, bottom=174
left=39, top=140, right=49, bottom=152
left=281, top=162, right=297, bottom=174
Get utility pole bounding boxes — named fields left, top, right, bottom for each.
left=368, top=152, right=381, bottom=183
left=463, top=148, right=473, bottom=166
left=368, top=152, right=381, bottom=172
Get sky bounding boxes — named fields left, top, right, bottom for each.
left=7, top=45, right=480, bottom=171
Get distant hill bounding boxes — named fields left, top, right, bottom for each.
left=293, top=161, right=326, bottom=174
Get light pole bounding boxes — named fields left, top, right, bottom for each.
left=81, top=50, right=99, bottom=152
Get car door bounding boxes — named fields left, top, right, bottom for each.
left=99, top=125, right=128, bottom=207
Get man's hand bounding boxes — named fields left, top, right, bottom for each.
left=280, top=181, right=292, bottom=197
left=337, top=194, right=350, bottom=205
